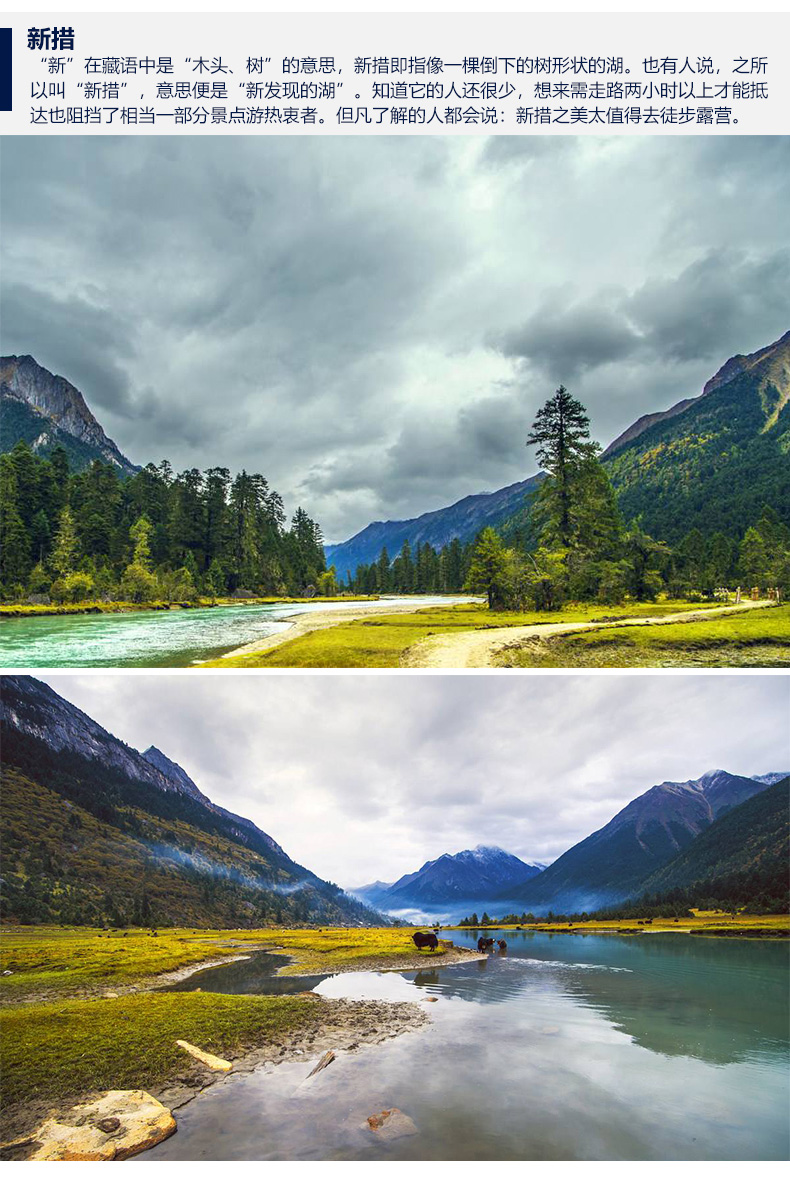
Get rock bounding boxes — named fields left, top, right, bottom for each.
left=175, top=1040, right=232, bottom=1072
left=102, top=991, right=119, bottom=999
left=2, top=970, right=12, bottom=976
left=367, top=1108, right=419, bottom=1141
left=422, top=997, right=438, bottom=1002
left=19, top=1090, right=176, bottom=1160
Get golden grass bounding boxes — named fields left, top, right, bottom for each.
left=449, top=911, right=790, bottom=937
left=0, top=926, right=448, bottom=1002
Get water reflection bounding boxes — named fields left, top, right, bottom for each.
left=162, top=951, right=328, bottom=996
left=145, top=930, right=789, bottom=1161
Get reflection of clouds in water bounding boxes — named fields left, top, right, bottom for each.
left=146, top=939, right=790, bottom=1163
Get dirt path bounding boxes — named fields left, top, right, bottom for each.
left=403, top=600, right=775, bottom=669
left=201, top=596, right=480, bottom=662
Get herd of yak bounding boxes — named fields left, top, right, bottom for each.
left=411, top=932, right=507, bottom=953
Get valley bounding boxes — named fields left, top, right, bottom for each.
left=1, top=675, right=788, bottom=1161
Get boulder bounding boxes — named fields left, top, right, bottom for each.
left=19, top=1090, right=176, bottom=1160
left=366, top=1108, right=419, bottom=1141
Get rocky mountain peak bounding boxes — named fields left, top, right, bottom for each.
left=0, top=354, right=137, bottom=474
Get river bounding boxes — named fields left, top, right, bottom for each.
left=0, top=596, right=469, bottom=668
left=145, top=928, right=789, bottom=1161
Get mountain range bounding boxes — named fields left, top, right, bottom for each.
left=350, top=845, right=544, bottom=912
left=326, top=330, right=790, bottom=577
left=2, top=333, right=787, bottom=578
left=0, top=675, right=379, bottom=928
left=0, top=355, right=137, bottom=475
left=496, top=768, right=788, bottom=913
left=639, top=775, right=789, bottom=901
left=325, top=478, right=542, bottom=583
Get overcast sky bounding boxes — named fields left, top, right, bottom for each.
left=37, top=673, right=790, bottom=888
left=2, top=135, right=789, bottom=541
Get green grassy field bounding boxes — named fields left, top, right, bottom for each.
left=204, top=600, right=718, bottom=668
left=448, top=911, right=790, bottom=937
left=498, top=604, right=790, bottom=668
left=1, top=991, right=320, bottom=1116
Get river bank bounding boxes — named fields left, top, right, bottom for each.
left=202, top=598, right=723, bottom=669
left=198, top=596, right=482, bottom=663
left=1, top=928, right=484, bottom=1149
left=0, top=991, right=430, bottom=1150
left=404, top=599, right=779, bottom=669
left=0, top=594, right=380, bottom=619
left=0, top=594, right=474, bottom=668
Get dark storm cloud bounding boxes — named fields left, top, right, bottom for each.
left=2, top=136, right=789, bottom=540
left=1, top=282, right=136, bottom=417
left=36, top=674, right=790, bottom=888
left=496, top=300, right=641, bottom=377
left=626, top=248, right=790, bottom=363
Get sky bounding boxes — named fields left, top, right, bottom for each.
left=37, top=672, right=790, bottom=889
left=2, top=135, right=789, bottom=541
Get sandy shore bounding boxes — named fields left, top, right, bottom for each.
left=201, top=597, right=480, bottom=662
left=403, top=599, right=776, bottom=669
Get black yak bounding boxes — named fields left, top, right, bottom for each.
left=412, top=931, right=439, bottom=951
left=477, top=937, right=495, bottom=951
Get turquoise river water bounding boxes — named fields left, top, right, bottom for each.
left=0, top=596, right=469, bottom=668
left=144, top=928, right=790, bottom=1161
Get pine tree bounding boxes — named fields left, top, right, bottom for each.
left=0, top=459, right=31, bottom=587
left=51, top=506, right=80, bottom=576
left=527, top=386, right=597, bottom=547
left=464, top=528, right=512, bottom=609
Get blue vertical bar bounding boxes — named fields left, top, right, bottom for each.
left=0, top=28, right=11, bottom=111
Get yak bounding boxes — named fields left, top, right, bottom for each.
left=477, top=937, right=495, bottom=951
left=497, top=939, right=507, bottom=950
left=412, top=931, right=439, bottom=951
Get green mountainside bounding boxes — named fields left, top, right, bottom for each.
left=328, top=330, right=790, bottom=574
left=0, top=394, right=119, bottom=476
left=0, top=676, right=379, bottom=928
left=641, top=776, right=790, bottom=905
left=603, top=330, right=790, bottom=542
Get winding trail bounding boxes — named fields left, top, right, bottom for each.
left=200, top=596, right=480, bottom=663
left=402, top=599, right=775, bottom=669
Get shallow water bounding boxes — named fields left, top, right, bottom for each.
left=144, top=930, right=790, bottom=1161
left=0, top=596, right=468, bottom=668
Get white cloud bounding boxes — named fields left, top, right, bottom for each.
left=35, top=673, right=790, bottom=888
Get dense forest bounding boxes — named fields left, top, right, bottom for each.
left=3, top=382, right=788, bottom=611
left=0, top=442, right=330, bottom=603
left=347, top=387, right=790, bottom=609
